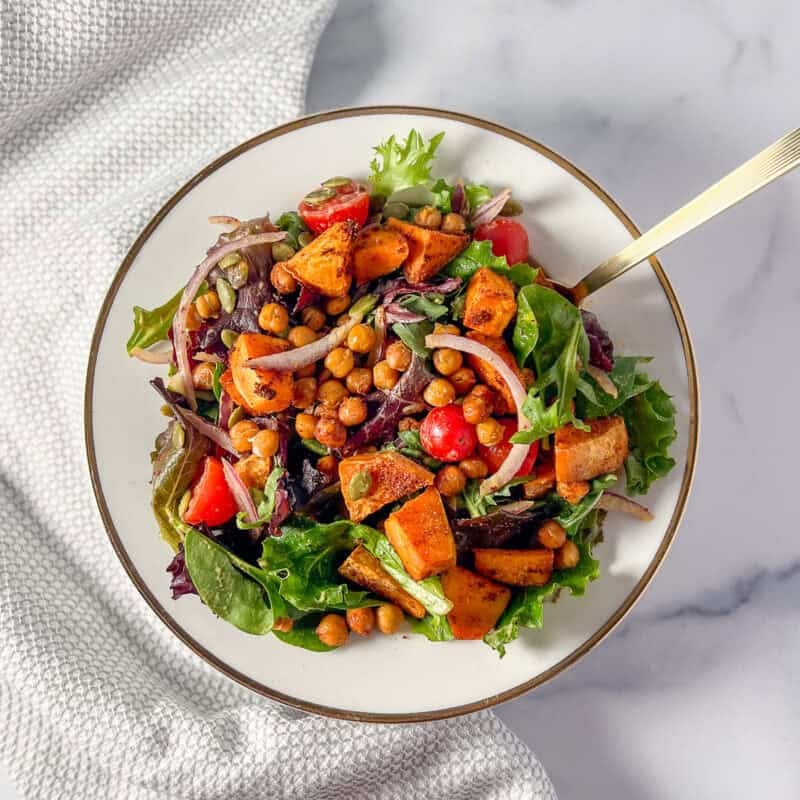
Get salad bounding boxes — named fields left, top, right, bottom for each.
left=128, top=130, right=677, bottom=655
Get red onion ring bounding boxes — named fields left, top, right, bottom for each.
left=471, top=188, right=512, bottom=228
left=597, top=492, right=653, bottom=521
left=367, top=306, right=386, bottom=368
left=172, top=406, right=237, bottom=455
left=221, top=458, right=260, bottom=525
left=208, top=215, right=242, bottom=228
left=586, top=364, right=618, bottom=399
left=130, top=346, right=172, bottom=364
left=193, top=352, right=224, bottom=364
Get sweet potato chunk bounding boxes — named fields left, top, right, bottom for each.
left=554, top=416, right=629, bottom=482
left=463, top=268, right=517, bottom=337
left=228, top=333, right=294, bottom=414
left=465, top=331, right=526, bottom=414
left=384, top=487, right=456, bottom=581
left=556, top=480, right=590, bottom=504
left=283, top=220, right=356, bottom=297
left=441, top=566, right=511, bottom=640
left=473, top=548, right=554, bottom=587
left=523, top=456, right=556, bottom=499
left=338, top=451, right=433, bottom=523
left=352, top=226, right=409, bottom=285
left=338, top=545, right=425, bottom=619
left=386, top=217, right=468, bottom=282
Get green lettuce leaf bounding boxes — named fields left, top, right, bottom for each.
left=392, top=319, right=433, bottom=358
left=126, top=287, right=182, bottom=354
left=465, top=183, right=492, bottom=209
left=442, top=239, right=535, bottom=286
left=575, top=356, right=654, bottom=417
left=410, top=610, right=454, bottom=642
left=275, top=211, right=309, bottom=250
left=369, top=130, right=445, bottom=197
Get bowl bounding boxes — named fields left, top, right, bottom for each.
left=85, top=106, right=698, bottom=721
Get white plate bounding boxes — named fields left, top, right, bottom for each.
left=86, top=107, right=698, bottom=721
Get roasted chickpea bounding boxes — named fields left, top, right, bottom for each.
left=459, top=457, right=488, bottom=479
left=295, top=412, right=317, bottom=439
left=185, top=304, right=202, bottom=332
left=373, top=360, right=399, bottom=391
left=288, top=325, right=318, bottom=348
left=251, top=429, right=280, bottom=459
left=195, top=290, right=221, bottom=319
left=229, top=419, right=259, bottom=453
left=538, top=520, right=567, bottom=550
left=433, top=322, right=460, bottom=336
left=270, top=262, right=297, bottom=294
left=258, top=302, right=289, bottom=334
left=435, top=465, right=467, bottom=497
left=301, top=305, right=326, bottom=332
left=314, top=403, right=339, bottom=420
left=469, top=384, right=496, bottom=407
left=424, top=378, right=456, bottom=407
left=476, top=418, right=504, bottom=446
left=462, top=394, right=489, bottom=425
left=324, top=346, right=355, bottom=379
left=346, top=607, right=375, bottom=637
left=385, top=341, right=412, bottom=371
left=292, top=377, right=317, bottom=409
left=554, top=540, right=580, bottom=569
left=376, top=603, right=404, bottom=634
left=272, top=617, right=294, bottom=633
left=315, top=416, right=347, bottom=448
left=316, top=614, right=348, bottom=647
left=234, top=455, right=272, bottom=489
left=346, top=367, right=373, bottom=395
left=325, top=295, right=351, bottom=316
left=338, top=396, right=368, bottom=427
left=414, top=205, right=442, bottom=229
left=346, top=323, right=376, bottom=354
left=432, top=347, right=463, bottom=377
left=441, top=212, right=466, bottom=234
left=317, top=379, right=348, bottom=406
left=398, top=417, right=421, bottom=433
left=316, top=454, right=338, bottom=477
left=295, top=363, right=316, bottom=378
left=317, top=367, right=333, bottom=384
left=191, top=362, right=215, bottom=391
left=450, top=366, right=477, bottom=395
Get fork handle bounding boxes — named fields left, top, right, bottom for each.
left=576, top=128, right=800, bottom=298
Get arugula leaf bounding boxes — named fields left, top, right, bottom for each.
left=392, top=429, right=441, bottom=469
left=462, top=479, right=514, bottom=518
left=392, top=320, right=434, bottom=358
left=369, top=130, right=445, bottom=197
left=211, top=362, right=225, bottom=402
left=512, top=283, right=539, bottom=368
left=400, top=292, right=449, bottom=321
left=575, top=356, right=653, bottom=417
left=126, top=287, right=182, bottom=355
left=430, top=177, right=454, bottom=212
left=554, top=474, right=617, bottom=534
left=275, top=211, right=309, bottom=250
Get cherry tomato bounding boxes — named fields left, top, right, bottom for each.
left=298, top=180, right=370, bottom=235
left=420, top=404, right=478, bottom=463
left=478, top=418, right=539, bottom=477
left=473, top=218, right=530, bottom=265
left=183, top=456, right=239, bottom=527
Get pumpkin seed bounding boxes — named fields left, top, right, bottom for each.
left=216, top=277, right=236, bottom=314
left=228, top=406, right=244, bottom=428
left=271, top=242, right=296, bottom=263
left=160, top=404, right=174, bottom=417
left=297, top=231, right=314, bottom=248
left=302, top=187, right=336, bottom=206
left=348, top=470, right=372, bottom=501
left=322, top=176, right=352, bottom=188
left=219, top=252, right=242, bottom=269
left=383, top=201, right=409, bottom=220
left=221, top=328, right=239, bottom=349
left=224, top=260, right=249, bottom=289
left=178, top=489, right=191, bottom=519
left=172, top=422, right=185, bottom=449
left=499, top=197, right=523, bottom=217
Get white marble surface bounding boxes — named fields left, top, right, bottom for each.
left=3, top=2, right=797, bottom=798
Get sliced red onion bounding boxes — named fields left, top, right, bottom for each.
left=586, top=364, right=618, bottom=398
left=130, top=346, right=172, bottom=364
left=381, top=276, right=461, bottom=305
left=172, top=406, right=237, bottom=455
left=497, top=500, right=535, bottom=515
left=218, top=391, right=234, bottom=430
left=221, top=458, right=260, bottom=526
left=208, top=215, right=241, bottom=228
left=470, top=188, right=512, bottom=228
left=451, top=180, right=467, bottom=216
left=425, top=333, right=530, bottom=496
left=193, top=352, right=224, bottom=364
left=597, top=492, right=653, bottom=521
left=384, top=303, right=426, bottom=323
left=174, top=230, right=286, bottom=410
left=367, top=306, right=386, bottom=367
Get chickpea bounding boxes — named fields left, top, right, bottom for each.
left=295, top=412, right=317, bottom=439
left=324, top=347, right=355, bottom=379
left=195, top=290, right=221, bottom=319
left=435, top=465, right=467, bottom=497
left=316, top=614, right=348, bottom=647
left=272, top=617, right=294, bottom=633
left=325, top=295, right=351, bottom=316
left=185, top=304, right=202, bottom=332
left=191, top=362, right=215, bottom=391
left=441, top=212, right=466, bottom=234
left=346, top=367, right=373, bottom=395
left=385, top=341, right=412, bottom=371
left=433, top=347, right=463, bottom=377
left=338, top=396, right=368, bottom=427
left=317, top=379, right=348, bottom=406
left=424, top=378, right=456, bottom=407
left=414, top=205, right=442, bottom=229
left=376, top=603, right=404, bottom=634
left=373, top=360, right=400, bottom=391
left=433, top=322, right=460, bottom=336
left=314, top=403, right=339, bottom=420
left=398, top=417, right=421, bottom=433
left=346, top=323, right=376, bottom=354
left=270, top=262, right=297, bottom=294
left=476, top=418, right=504, bottom=446
left=292, top=377, right=317, bottom=409
left=251, top=429, right=280, bottom=459
left=317, top=454, right=338, bottom=476
left=462, top=394, right=489, bottom=425
left=230, top=419, right=259, bottom=453
left=288, top=325, right=318, bottom=348
left=315, top=416, right=347, bottom=448
left=470, top=384, right=496, bottom=407
left=296, top=363, right=316, bottom=378
left=301, top=305, right=326, bottom=332
left=459, top=457, right=488, bottom=479
left=258, top=302, right=289, bottom=334
left=317, top=367, right=333, bottom=384
left=234, top=455, right=272, bottom=489
left=346, top=607, right=375, bottom=637
left=554, top=540, right=580, bottom=569
left=450, top=367, right=477, bottom=396
left=538, top=520, right=567, bottom=550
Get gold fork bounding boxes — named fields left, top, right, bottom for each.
left=558, top=128, right=800, bottom=304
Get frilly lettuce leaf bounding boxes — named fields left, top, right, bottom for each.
left=369, top=130, right=445, bottom=197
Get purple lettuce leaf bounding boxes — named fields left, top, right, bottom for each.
left=581, top=310, right=614, bottom=372
left=166, top=546, right=197, bottom=599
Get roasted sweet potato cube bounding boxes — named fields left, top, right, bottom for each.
left=556, top=479, right=590, bottom=504
left=338, top=545, right=426, bottom=619
left=465, top=331, right=526, bottom=414
left=463, top=268, right=517, bottom=337
left=554, top=416, right=629, bottom=482
left=523, top=456, right=556, bottom=499
left=228, top=333, right=294, bottom=414
left=352, top=226, right=409, bottom=285
left=338, top=451, right=434, bottom=523
left=473, top=548, right=554, bottom=587
left=384, top=486, right=456, bottom=581
left=441, top=566, right=511, bottom=640
left=385, top=217, right=469, bottom=282
left=283, top=220, right=356, bottom=297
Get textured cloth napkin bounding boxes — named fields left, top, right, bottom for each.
left=0, top=2, right=556, bottom=798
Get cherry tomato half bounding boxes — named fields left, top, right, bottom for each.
left=183, top=456, right=239, bottom=528
left=298, top=180, right=370, bottom=235
left=478, top=418, right=539, bottom=477
left=473, top=218, right=530, bottom=265
left=420, top=404, right=478, bottom=463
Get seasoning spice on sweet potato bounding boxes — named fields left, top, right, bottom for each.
left=556, top=479, right=591, bottom=504
left=463, top=267, right=517, bottom=337
left=352, top=226, right=410, bottom=285
left=465, top=331, right=526, bottom=414
left=473, top=548, right=554, bottom=587
left=441, top=566, right=511, bottom=640
left=228, top=332, right=294, bottom=414
left=554, top=416, right=629, bottom=482
left=385, top=217, right=469, bottom=282
left=523, top=454, right=556, bottom=499
left=283, top=220, right=357, bottom=297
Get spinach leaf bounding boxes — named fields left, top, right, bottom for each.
left=512, top=284, right=539, bottom=368
left=369, top=130, right=445, bottom=197
left=575, top=356, right=653, bottom=417
left=275, top=211, right=309, bottom=250
left=400, top=292, right=449, bottom=321
left=126, top=287, right=182, bottom=354
left=392, top=320, right=434, bottom=358
left=273, top=615, right=337, bottom=652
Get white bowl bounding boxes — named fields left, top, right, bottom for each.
left=85, top=107, right=698, bottom=721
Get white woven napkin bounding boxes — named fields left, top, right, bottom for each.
left=0, top=2, right=556, bottom=797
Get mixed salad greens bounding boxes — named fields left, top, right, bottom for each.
left=129, top=130, right=677, bottom=655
